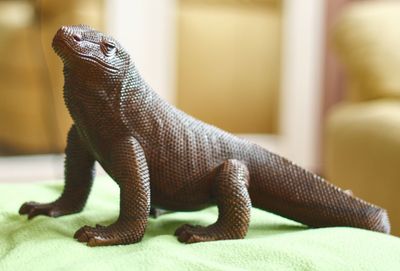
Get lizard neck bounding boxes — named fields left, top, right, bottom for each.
left=62, top=63, right=156, bottom=137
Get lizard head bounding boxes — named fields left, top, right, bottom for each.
left=52, top=25, right=129, bottom=78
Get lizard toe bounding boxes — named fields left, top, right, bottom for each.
left=19, top=202, right=61, bottom=219
left=74, top=225, right=96, bottom=242
left=174, top=224, right=194, bottom=236
left=175, top=224, right=215, bottom=244
left=87, top=235, right=118, bottom=247
left=74, top=223, right=144, bottom=246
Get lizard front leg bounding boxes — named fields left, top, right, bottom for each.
left=175, top=159, right=251, bottom=244
left=74, top=137, right=150, bottom=246
left=19, top=125, right=95, bottom=219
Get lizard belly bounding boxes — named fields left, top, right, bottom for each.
left=150, top=196, right=214, bottom=212
left=149, top=169, right=216, bottom=211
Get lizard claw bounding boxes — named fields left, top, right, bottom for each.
left=174, top=224, right=198, bottom=236
left=19, top=201, right=67, bottom=219
left=175, top=223, right=245, bottom=244
left=175, top=224, right=208, bottom=244
left=73, top=223, right=144, bottom=246
left=174, top=224, right=215, bottom=244
left=74, top=225, right=108, bottom=245
left=74, top=225, right=92, bottom=242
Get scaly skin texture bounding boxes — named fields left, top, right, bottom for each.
left=19, top=25, right=391, bottom=246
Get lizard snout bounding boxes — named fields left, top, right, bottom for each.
left=58, top=26, right=74, bottom=38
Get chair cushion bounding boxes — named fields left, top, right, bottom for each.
left=334, top=1, right=400, bottom=100
left=325, top=99, right=400, bottom=235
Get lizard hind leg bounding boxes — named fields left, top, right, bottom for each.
left=174, top=159, right=252, bottom=244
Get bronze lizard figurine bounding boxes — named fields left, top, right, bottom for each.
left=19, top=25, right=390, bottom=246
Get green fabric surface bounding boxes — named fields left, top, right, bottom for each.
left=1, top=177, right=400, bottom=271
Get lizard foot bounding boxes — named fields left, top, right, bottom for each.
left=19, top=201, right=80, bottom=219
left=74, top=222, right=145, bottom=247
left=174, top=223, right=241, bottom=244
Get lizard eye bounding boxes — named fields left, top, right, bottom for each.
left=105, top=41, right=115, bottom=50
left=102, top=41, right=117, bottom=56
left=72, top=34, right=82, bottom=42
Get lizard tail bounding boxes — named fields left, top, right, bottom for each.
left=248, top=149, right=391, bottom=234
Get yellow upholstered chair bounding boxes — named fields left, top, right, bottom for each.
left=325, top=1, right=400, bottom=236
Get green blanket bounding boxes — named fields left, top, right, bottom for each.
left=1, top=177, right=400, bottom=271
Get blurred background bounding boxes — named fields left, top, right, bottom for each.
left=0, top=0, right=399, bottom=235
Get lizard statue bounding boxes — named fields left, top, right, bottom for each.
left=19, top=25, right=390, bottom=246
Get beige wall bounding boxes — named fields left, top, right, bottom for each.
left=177, top=0, right=282, bottom=134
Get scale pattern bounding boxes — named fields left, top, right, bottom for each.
left=19, top=25, right=390, bottom=246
